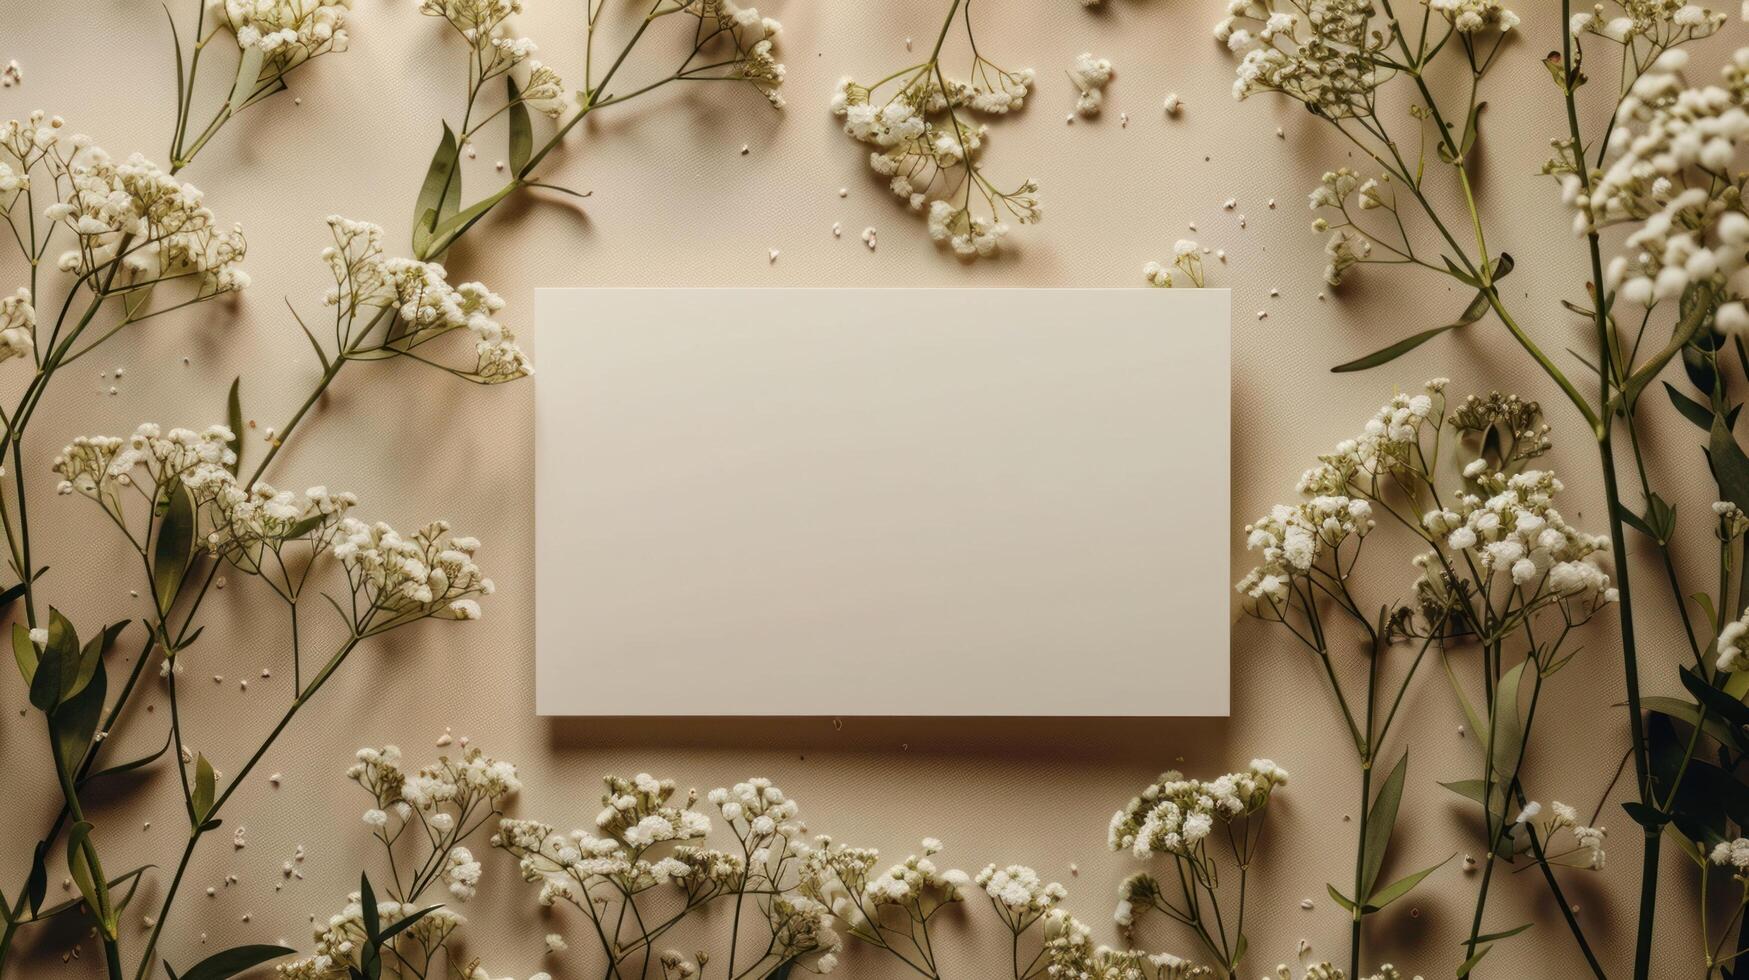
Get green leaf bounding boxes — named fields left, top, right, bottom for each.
left=1439, top=778, right=1487, bottom=804
left=1715, top=413, right=1749, bottom=516
left=193, top=753, right=215, bottom=823
left=1326, top=883, right=1356, bottom=913
left=228, top=44, right=264, bottom=118
left=29, top=865, right=152, bottom=923
left=1332, top=323, right=1469, bottom=373
left=411, top=124, right=460, bottom=256
left=225, top=378, right=243, bottom=476
left=29, top=609, right=80, bottom=711
left=1468, top=922, right=1533, bottom=944
left=1682, top=665, right=1749, bottom=729
left=163, top=944, right=293, bottom=980
left=66, top=822, right=114, bottom=938
left=1642, top=695, right=1738, bottom=747
left=1360, top=753, right=1408, bottom=899
left=25, top=841, right=47, bottom=915
left=1622, top=800, right=1672, bottom=831
left=154, top=484, right=195, bottom=616
left=1665, top=381, right=1716, bottom=430
left=12, top=621, right=36, bottom=686
left=1443, top=650, right=1487, bottom=757
left=52, top=652, right=106, bottom=775
left=1363, top=854, right=1450, bottom=912
left=1458, top=945, right=1494, bottom=977
left=507, top=76, right=532, bottom=174
left=1618, top=282, right=1715, bottom=411
left=1489, top=662, right=1527, bottom=779
left=80, top=728, right=173, bottom=789
left=421, top=181, right=519, bottom=261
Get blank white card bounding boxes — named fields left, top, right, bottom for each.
left=534, top=288, right=1231, bottom=716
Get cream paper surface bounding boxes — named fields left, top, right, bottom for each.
left=536, top=288, right=1231, bottom=715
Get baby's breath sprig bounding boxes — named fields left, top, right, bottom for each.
left=829, top=0, right=1040, bottom=260
left=1237, top=379, right=1612, bottom=977
left=493, top=776, right=839, bottom=980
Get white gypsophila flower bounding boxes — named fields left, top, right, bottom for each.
left=53, top=423, right=236, bottom=505
left=1143, top=239, right=1206, bottom=288
left=1717, top=606, right=1749, bottom=670
left=1573, top=48, right=1749, bottom=327
left=331, top=518, right=495, bottom=626
left=1570, top=1, right=1725, bottom=44
left=975, top=864, right=1066, bottom=913
left=688, top=0, right=787, bottom=108
left=213, top=0, right=350, bottom=73
left=444, top=845, right=483, bottom=900
left=1109, top=760, right=1287, bottom=859
left=1237, top=496, right=1374, bottom=603
left=1418, top=468, right=1617, bottom=617
left=1218, top=0, right=1380, bottom=116
left=17, top=118, right=249, bottom=292
left=276, top=894, right=466, bottom=978
left=1267, top=967, right=1424, bottom=980
left=1426, top=0, right=1520, bottom=33
left=320, top=215, right=532, bottom=382
left=832, top=51, right=1040, bottom=261
left=0, top=287, right=34, bottom=363
left=1713, top=837, right=1749, bottom=871
left=207, top=481, right=359, bottom=565
left=1068, top=52, right=1113, bottom=117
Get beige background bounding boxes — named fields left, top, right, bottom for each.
left=1, top=0, right=1735, bottom=976
left=534, top=287, right=1231, bottom=717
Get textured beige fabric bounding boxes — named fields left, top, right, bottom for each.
left=0, top=0, right=1725, bottom=976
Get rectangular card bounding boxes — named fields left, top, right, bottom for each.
left=534, top=288, right=1231, bottom=715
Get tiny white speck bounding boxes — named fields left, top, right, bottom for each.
left=832, top=222, right=842, bottom=237
left=838, top=187, right=848, bottom=198
left=740, top=144, right=750, bottom=155
left=768, top=248, right=780, bottom=263
left=1300, top=899, right=1314, bottom=910
left=1222, top=198, right=1236, bottom=210
left=1256, top=310, right=1267, bottom=320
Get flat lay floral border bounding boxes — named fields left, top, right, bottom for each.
left=7, top=0, right=1749, bottom=979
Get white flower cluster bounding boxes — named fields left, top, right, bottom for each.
left=1426, top=0, right=1520, bottom=33
left=18, top=118, right=249, bottom=292
left=322, top=215, right=532, bottom=382
left=831, top=60, right=1040, bottom=260
left=1236, top=496, right=1374, bottom=602
left=863, top=838, right=971, bottom=905
left=0, top=287, right=34, bottom=363
left=1297, top=387, right=1440, bottom=495
left=1419, top=468, right=1617, bottom=607
left=708, top=777, right=801, bottom=842
left=212, top=0, right=351, bottom=71
left=1574, top=48, right=1749, bottom=329
left=1143, top=240, right=1205, bottom=288
left=976, top=864, right=1067, bottom=913
left=692, top=0, right=787, bottom=108
left=1526, top=800, right=1607, bottom=870
left=276, top=895, right=469, bottom=979
left=332, top=518, right=494, bottom=624
left=1040, top=911, right=1212, bottom=980
left=1068, top=52, right=1114, bottom=117
left=207, top=482, right=358, bottom=562
left=53, top=423, right=237, bottom=504
left=1716, top=603, right=1749, bottom=670
left=1265, top=966, right=1422, bottom=980
left=1217, top=0, right=1381, bottom=117
left=419, top=0, right=574, bottom=119
left=1570, top=1, right=1726, bottom=43
left=1712, top=837, right=1749, bottom=871
left=1308, top=167, right=1386, bottom=285
left=1108, top=761, right=1288, bottom=861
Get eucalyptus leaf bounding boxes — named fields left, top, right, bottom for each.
left=411, top=124, right=460, bottom=256
left=52, top=653, right=106, bottom=775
